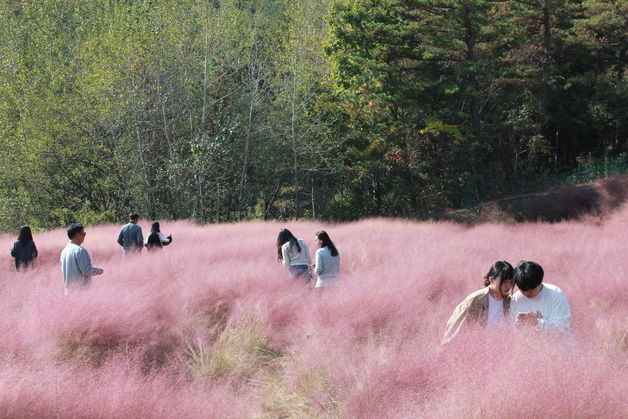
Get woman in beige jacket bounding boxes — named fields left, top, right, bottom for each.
left=442, top=261, right=515, bottom=344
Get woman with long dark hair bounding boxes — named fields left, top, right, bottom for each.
left=276, top=228, right=311, bottom=281
left=442, top=260, right=515, bottom=344
left=10, top=225, right=38, bottom=271
left=144, top=221, right=172, bottom=251
left=313, top=230, right=340, bottom=288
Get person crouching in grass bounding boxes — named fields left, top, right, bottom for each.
left=510, top=261, right=575, bottom=348
left=442, top=261, right=515, bottom=344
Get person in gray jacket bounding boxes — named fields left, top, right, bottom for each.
left=277, top=228, right=312, bottom=281
left=60, top=223, right=104, bottom=294
left=313, top=230, right=340, bottom=288
left=442, top=261, right=514, bottom=345
left=117, top=212, right=144, bottom=255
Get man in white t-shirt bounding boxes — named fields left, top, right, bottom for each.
left=510, top=261, right=574, bottom=341
left=60, top=223, right=104, bottom=294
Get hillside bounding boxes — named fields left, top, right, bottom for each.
left=446, top=174, right=628, bottom=223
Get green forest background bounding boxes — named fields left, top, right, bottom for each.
left=0, top=0, right=626, bottom=231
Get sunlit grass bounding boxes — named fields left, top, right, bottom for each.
left=0, top=208, right=626, bottom=417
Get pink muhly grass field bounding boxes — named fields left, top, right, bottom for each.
left=1, top=209, right=627, bottom=418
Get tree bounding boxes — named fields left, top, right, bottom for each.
left=325, top=0, right=495, bottom=215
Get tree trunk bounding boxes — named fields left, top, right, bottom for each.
left=538, top=2, right=552, bottom=137
left=135, top=125, right=153, bottom=218
left=291, top=68, right=300, bottom=220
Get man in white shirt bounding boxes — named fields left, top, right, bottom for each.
left=510, top=261, right=573, bottom=341
left=60, top=223, right=104, bottom=294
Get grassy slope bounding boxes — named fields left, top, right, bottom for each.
left=446, top=174, right=628, bottom=224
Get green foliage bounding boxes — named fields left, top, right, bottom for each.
left=323, top=0, right=626, bottom=213
left=0, top=0, right=625, bottom=229
left=324, top=0, right=497, bottom=214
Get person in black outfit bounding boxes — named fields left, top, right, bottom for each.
left=11, top=225, right=38, bottom=271
left=144, top=221, right=172, bottom=251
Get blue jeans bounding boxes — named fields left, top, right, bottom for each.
left=289, top=264, right=311, bottom=281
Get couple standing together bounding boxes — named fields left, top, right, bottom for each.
left=443, top=260, right=574, bottom=346
left=277, top=229, right=340, bottom=288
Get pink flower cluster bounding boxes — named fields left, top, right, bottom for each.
left=0, top=209, right=626, bottom=417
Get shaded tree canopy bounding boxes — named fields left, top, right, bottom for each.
left=0, top=0, right=625, bottom=230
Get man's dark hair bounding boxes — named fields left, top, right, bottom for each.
left=514, top=261, right=544, bottom=291
left=129, top=212, right=139, bottom=221
left=67, top=223, right=84, bottom=239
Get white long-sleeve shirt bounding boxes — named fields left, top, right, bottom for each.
left=314, top=246, right=340, bottom=287
left=510, top=283, right=573, bottom=338
left=144, top=231, right=171, bottom=246
left=281, top=239, right=311, bottom=266
left=60, top=243, right=103, bottom=294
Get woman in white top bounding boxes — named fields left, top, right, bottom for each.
left=442, top=261, right=515, bottom=344
left=277, top=229, right=312, bottom=281
left=313, top=230, right=340, bottom=288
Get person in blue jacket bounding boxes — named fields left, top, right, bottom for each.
left=117, top=212, right=144, bottom=256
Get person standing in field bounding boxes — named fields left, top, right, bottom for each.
left=277, top=228, right=312, bottom=281
left=10, top=225, right=38, bottom=271
left=312, top=230, right=340, bottom=288
left=60, top=223, right=104, bottom=294
left=144, top=221, right=172, bottom=251
left=510, top=261, right=574, bottom=343
left=117, top=212, right=144, bottom=256
left=442, top=261, right=515, bottom=344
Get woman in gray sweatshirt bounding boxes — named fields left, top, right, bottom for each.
left=313, top=230, right=340, bottom=288
left=277, top=228, right=312, bottom=281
